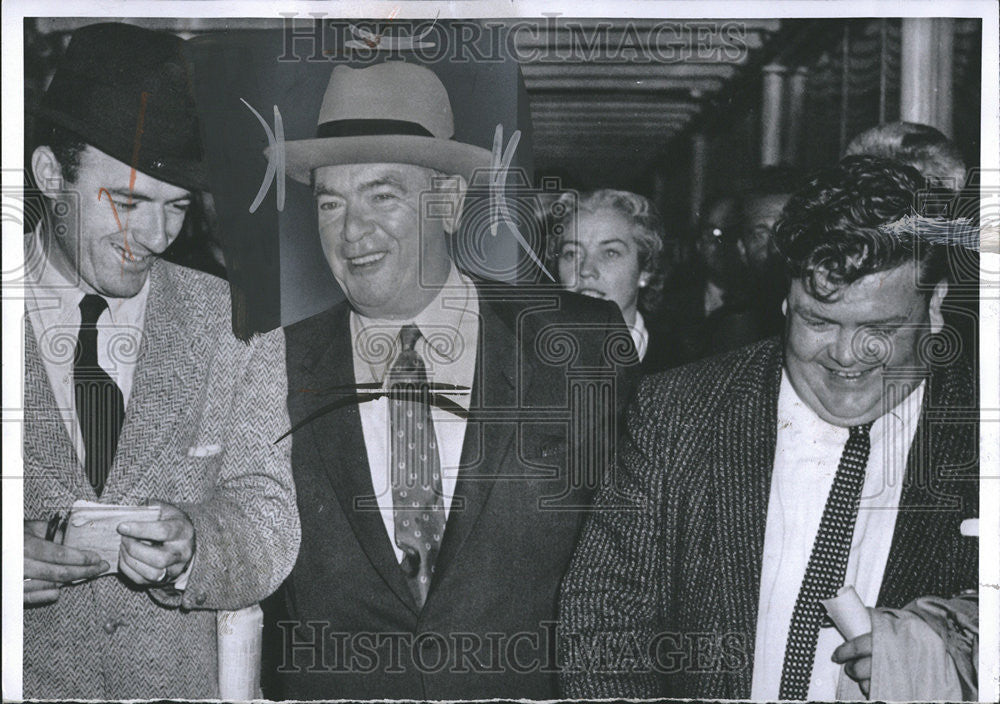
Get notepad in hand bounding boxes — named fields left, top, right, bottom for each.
left=62, top=500, right=161, bottom=575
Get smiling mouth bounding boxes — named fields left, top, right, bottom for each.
left=576, top=288, right=606, bottom=298
left=112, top=243, right=152, bottom=266
left=825, top=366, right=877, bottom=381
left=347, top=252, right=387, bottom=268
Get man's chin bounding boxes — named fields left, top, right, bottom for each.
left=813, top=397, right=882, bottom=428
left=93, top=273, right=150, bottom=299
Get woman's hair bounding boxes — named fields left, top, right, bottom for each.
left=548, top=188, right=668, bottom=314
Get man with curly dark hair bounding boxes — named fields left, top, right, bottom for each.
left=559, top=155, right=978, bottom=701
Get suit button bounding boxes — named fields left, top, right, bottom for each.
left=195, top=593, right=207, bottom=605
left=103, top=619, right=119, bottom=635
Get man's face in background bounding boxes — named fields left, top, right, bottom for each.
left=35, top=144, right=192, bottom=298
left=313, top=162, right=455, bottom=320
left=783, top=261, right=946, bottom=427
left=741, top=192, right=790, bottom=272
left=697, top=196, right=745, bottom=287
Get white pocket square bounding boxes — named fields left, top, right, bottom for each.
left=188, top=444, right=223, bottom=458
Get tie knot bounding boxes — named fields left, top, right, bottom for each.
left=849, top=421, right=874, bottom=440
left=79, top=294, right=109, bottom=327
left=399, top=324, right=421, bottom=352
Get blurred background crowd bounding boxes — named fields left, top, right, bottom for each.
left=23, top=16, right=983, bottom=368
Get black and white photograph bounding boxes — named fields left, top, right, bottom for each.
left=2, top=1, right=998, bottom=701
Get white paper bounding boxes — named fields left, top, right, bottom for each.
left=821, top=584, right=872, bottom=641
left=62, top=500, right=161, bottom=575
left=217, top=604, right=263, bottom=700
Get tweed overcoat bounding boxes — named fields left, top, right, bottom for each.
left=273, top=279, right=640, bottom=700
left=23, top=260, right=301, bottom=699
left=558, top=337, right=978, bottom=699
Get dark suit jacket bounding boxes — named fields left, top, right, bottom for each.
left=558, top=337, right=978, bottom=699
left=275, top=279, right=640, bottom=700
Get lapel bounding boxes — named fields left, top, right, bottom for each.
left=23, top=313, right=94, bottom=509
left=428, top=286, right=524, bottom=597
left=877, top=361, right=976, bottom=606
left=296, top=302, right=418, bottom=612
left=708, top=340, right=783, bottom=697
left=102, top=262, right=215, bottom=502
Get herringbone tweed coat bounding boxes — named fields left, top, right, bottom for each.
left=559, top=337, right=978, bottom=699
left=23, top=260, right=300, bottom=699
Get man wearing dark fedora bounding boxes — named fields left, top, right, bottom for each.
left=274, top=60, right=638, bottom=699
left=22, top=22, right=299, bottom=698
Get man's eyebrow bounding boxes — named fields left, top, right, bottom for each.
left=104, top=187, right=191, bottom=204
left=862, top=314, right=911, bottom=326
left=105, top=187, right=150, bottom=202
left=797, top=305, right=911, bottom=326
left=358, top=175, right=408, bottom=192
left=599, top=238, right=630, bottom=248
left=313, top=184, right=342, bottom=197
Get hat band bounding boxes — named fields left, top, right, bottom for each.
left=316, top=118, right=434, bottom=139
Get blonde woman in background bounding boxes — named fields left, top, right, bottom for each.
left=549, top=189, right=667, bottom=367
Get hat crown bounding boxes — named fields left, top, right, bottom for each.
left=317, top=62, right=455, bottom=139
left=35, top=22, right=205, bottom=190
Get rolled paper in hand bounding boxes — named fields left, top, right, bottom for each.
left=959, top=518, right=978, bottom=537
left=217, top=604, right=263, bottom=700
left=821, top=585, right=872, bottom=640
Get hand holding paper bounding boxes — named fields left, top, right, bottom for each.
left=62, top=501, right=161, bottom=576
left=23, top=519, right=108, bottom=606
left=824, top=585, right=874, bottom=696
left=117, top=502, right=196, bottom=585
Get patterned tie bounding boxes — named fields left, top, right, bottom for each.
left=74, top=294, right=126, bottom=496
left=779, top=421, right=874, bottom=700
left=388, top=324, right=445, bottom=608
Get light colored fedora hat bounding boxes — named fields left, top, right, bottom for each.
left=283, top=61, right=493, bottom=184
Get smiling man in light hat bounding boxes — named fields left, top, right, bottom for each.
left=22, top=22, right=299, bottom=698
left=274, top=60, right=639, bottom=699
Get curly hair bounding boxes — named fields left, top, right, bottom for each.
left=547, top=189, right=668, bottom=314
left=844, top=121, right=966, bottom=189
left=773, top=155, right=949, bottom=300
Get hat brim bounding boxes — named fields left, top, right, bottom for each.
left=33, top=105, right=209, bottom=192
left=281, top=135, right=493, bottom=185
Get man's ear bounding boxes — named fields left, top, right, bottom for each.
left=31, top=146, right=65, bottom=197
left=928, top=279, right=948, bottom=334
left=433, top=174, right=468, bottom=235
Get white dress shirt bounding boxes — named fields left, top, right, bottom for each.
left=629, top=310, right=649, bottom=362
left=351, top=265, right=479, bottom=563
left=25, top=229, right=149, bottom=467
left=750, top=370, right=925, bottom=700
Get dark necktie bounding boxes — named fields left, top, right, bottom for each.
left=74, top=294, right=125, bottom=496
left=388, top=324, right=445, bottom=608
left=779, top=421, right=874, bottom=700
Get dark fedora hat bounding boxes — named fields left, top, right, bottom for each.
left=34, top=22, right=207, bottom=191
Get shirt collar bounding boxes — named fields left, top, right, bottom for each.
left=629, top=310, right=648, bottom=361
left=350, top=263, right=479, bottom=386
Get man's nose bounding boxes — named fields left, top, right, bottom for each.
left=342, top=203, right=373, bottom=243
left=128, top=206, right=172, bottom=254
left=829, top=327, right=861, bottom=368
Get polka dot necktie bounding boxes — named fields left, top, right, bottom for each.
left=74, top=294, right=125, bottom=497
left=778, top=422, right=874, bottom=700
left=388, top=324, right=445, bottom=608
